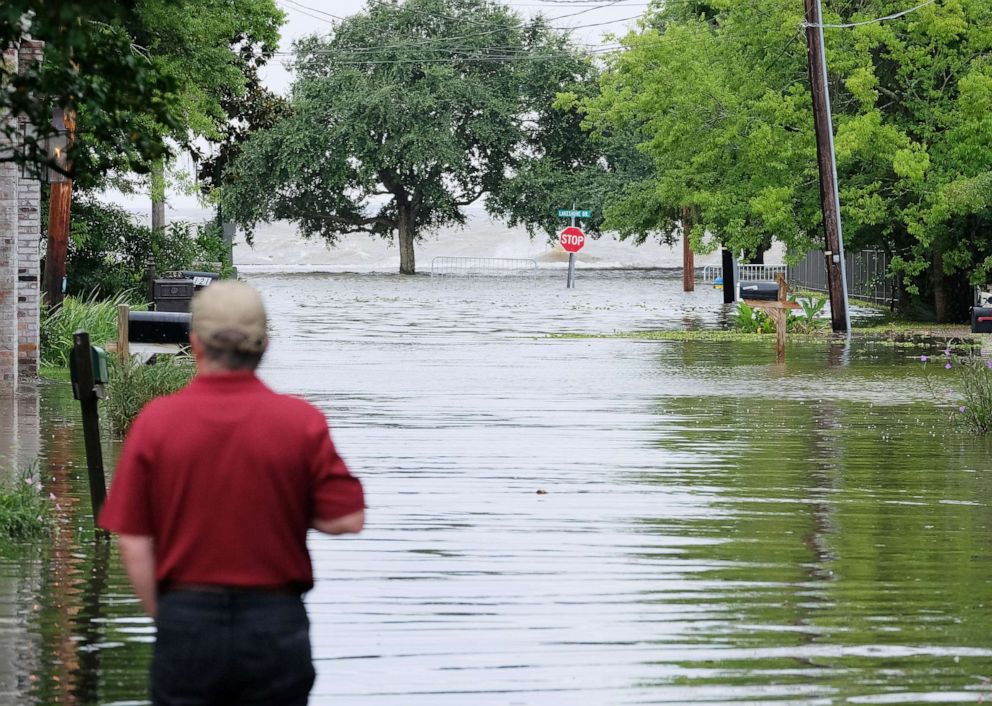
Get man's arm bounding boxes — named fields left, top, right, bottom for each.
left=312, top=509, right=365, bottom=535
left=118, top=534, right=158, bottom=618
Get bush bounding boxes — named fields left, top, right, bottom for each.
left=0, top=467, right=53, bottom=540
left=40, top=291, right=146, bottom=369
left=67, top=197, right=230, bottom=299
left=731, top=301, right=771, bottom=333
left=922, top=348, right=992, bottom=435
left=105, top=355, right=195, bottom=435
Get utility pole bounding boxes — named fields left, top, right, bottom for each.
left=682, top=206, right=695, bottom=292
left=804, top=0, right=850, bottom=333
left=44, top=107, right=75, bottom=311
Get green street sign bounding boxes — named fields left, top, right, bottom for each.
left=557, top=209, right=591, bottom=218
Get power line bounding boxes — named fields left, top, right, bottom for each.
left=804, top=0, right=938, bottom=28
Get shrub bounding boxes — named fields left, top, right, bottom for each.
left=731, top=301, right=771, bottom=333
left=67, top=197, right=231, bottom=299
left=922, top=348, right=992, bottom=435
left=104, top=355, right=195, bottom=435
left=0, top=467, right=53, bottom=541
left=40, top=291, right=146, bottom=369
left=788, top=295, right=829, bottom=334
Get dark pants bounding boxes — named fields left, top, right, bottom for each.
left=152, top=590, right=315, bottom=706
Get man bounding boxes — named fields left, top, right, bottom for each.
left=99, top=280, right=365, bottom=706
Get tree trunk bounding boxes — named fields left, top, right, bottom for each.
left=681, top=206, right=694, bottom=292
left=933, top=248, right=947, bottom=323
left=151, top=158, right=166, bottom=231
left=752, top=245, right=766, bottom=265
left=397, top=205, right=416, bottom=275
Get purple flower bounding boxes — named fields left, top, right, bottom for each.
left=920, top=355, right=929, bottom=362
left=987, top=359, right=992, bottom=369
left=959, top=406, right=967, bottom=413
left=945, top=363, right=953, bottom=369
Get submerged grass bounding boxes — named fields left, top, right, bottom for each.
left=0, top=466, right=53, bottom=541
left=922, top=349, right=992, bottom=435
left=104, top=355, right=195, bottom=435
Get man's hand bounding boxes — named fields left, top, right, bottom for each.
left=118, top=534, right=157, bottom=618
left=312, top=509, right=365, bottom=535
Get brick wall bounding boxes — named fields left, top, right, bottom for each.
left=0, top=40, right=43, bottom=394
left=15, top=40, right=42, bottom=379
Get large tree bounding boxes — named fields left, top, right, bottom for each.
left=583, top=0, right=992, bottom=320
left=224, top=0, right=591, bottom=274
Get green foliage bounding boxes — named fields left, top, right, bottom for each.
left=922, top=348, right=992, bottom=434
left=0, top=1, right=180, bottom=181
left=68, top=197, right=231, bottom=298
left=582, top=0, right=992, bottom=318
left=789, top=295, right=830, bottom=334
left=105, top=356, right=195, bottom=435
left=40, top=291, right=144, bottom=369
left=731, top=301, right=772, bottom=334
left=224, top=0, right=590, bottom=273
left=0, top=467, right=53, bottom=541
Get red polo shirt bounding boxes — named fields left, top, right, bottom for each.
left=99, top=371, right=364, bottom=591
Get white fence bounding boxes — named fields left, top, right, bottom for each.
left=430, top=257, right=538, bottom=277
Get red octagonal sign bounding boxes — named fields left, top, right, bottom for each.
left=559, top=226, right=585, bottom=253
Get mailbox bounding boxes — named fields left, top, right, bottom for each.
left=70, top=345, right=109, bottom=400
left=180, top=270, right=220, bottom=290
left=153, top=278, right=195, bottom=312
left=971, top=307, right=992, bottom=334
left=739, top=281, right=779, bottom=301
left=128, top=311, right=191, bottom=344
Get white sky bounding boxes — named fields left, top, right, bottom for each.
left=261, top=0, right=648, bottom=93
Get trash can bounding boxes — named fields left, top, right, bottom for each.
left=739, top=281, right=779, bottom=301
left=971, top=307, right=992, bottom=334
left=153, top=278, right=195, bottom=312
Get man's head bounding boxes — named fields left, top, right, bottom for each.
left=189, top=280, right=268, bottom=371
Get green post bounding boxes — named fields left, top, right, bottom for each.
left=71, top=330, right=107, bottom=524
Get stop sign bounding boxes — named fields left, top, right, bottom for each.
left=559, top=226, right=585, bottom=253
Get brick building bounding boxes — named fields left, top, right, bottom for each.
left=0, top=39, right=44, bottom=395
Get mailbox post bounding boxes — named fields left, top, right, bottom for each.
left=70, top=330, right=108, bottom=524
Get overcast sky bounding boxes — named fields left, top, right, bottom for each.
left=260, top=0, right=649, bottom=94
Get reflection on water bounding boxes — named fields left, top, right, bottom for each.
left=2, top=270, right=991, bottom=705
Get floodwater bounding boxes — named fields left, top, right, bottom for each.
left=3, top=269, right=992, bottom=705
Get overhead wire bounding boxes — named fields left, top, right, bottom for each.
left=805, top=0, right=939, bottom=28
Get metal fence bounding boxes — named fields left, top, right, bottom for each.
left=701, top=263, right=788, bottom=283
left=430, top=257, right=538, bottom=278
left=787, top=250, right=893, bottom=305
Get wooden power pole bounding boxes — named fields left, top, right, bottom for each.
left=44, top=107, right=75, bottom=311
left=804, top=0, right=850, bottom=333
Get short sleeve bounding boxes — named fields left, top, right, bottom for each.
left=98, top=412, right=156, bottom=536
left=309, top=417, right=364, bottom=521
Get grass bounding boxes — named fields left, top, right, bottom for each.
left=104, top=355, right=195, bottom=435
left=921, top=350, right=992, bottom=435
left=41, top=291, right=147, bottom=369
left=0, top=466, right=53, bottom=541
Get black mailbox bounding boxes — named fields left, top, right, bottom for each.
left=153, top=278, right=195, bottom=312
left=129, top=311, right=191, bottom=344
left=971, top=307, right=992, bottom=334
left=739, top=281, right=779, bottom=301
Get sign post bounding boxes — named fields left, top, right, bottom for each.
left=557, top=208, right=589, bottom=289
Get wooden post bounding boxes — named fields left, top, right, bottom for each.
left=71, top=331, right=107, bottom=523
left=682, top=206, right=695, bottom=293
left=117, top=305, right=130, bottom=365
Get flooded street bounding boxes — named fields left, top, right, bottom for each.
left=3, top=269, right=992, bottom=705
